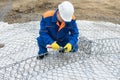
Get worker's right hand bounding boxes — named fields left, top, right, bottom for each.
left=51, top=41, right=60, bottom=50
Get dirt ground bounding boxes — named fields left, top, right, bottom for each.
left=0, top=0, right=120, bottom=24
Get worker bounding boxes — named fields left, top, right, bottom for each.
left=37, top=1, right=79, bottom=60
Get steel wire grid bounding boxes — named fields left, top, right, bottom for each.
left=0, top=37, right=120, bottom=80
left=0, top=21, right=120, bottom=80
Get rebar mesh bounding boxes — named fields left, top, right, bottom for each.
left=0, top=21, right=120, bottom=80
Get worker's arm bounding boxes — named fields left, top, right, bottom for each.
left=68, top=20, right=79, bottom=46
left=39, top=17, right=54, bottom=44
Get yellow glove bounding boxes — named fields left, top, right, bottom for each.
left=51, top=41, right=60, bottom=50
left=64, top=43, right=72, bottom=52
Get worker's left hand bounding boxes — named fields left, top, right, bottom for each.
left=64, top=43, right=72, bottom=52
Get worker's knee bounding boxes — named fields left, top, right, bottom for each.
left=71, top=44, right=78, bottom=52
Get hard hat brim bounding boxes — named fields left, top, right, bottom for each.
left=60, top=13, right=72, bottom=22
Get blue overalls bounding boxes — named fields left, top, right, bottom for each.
left=37, top=10, right=79, bottom=55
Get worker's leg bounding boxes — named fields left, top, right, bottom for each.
left=37, top=36, right=48, bottom=59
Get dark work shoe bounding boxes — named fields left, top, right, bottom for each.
left=45, top=52, right=48, bottom=56
left=36, top=52, right=49, bottom=60
left=37, top=55, right=44, bottom=60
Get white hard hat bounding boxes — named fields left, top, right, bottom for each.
left=58, top=1, right=74, bottom=22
